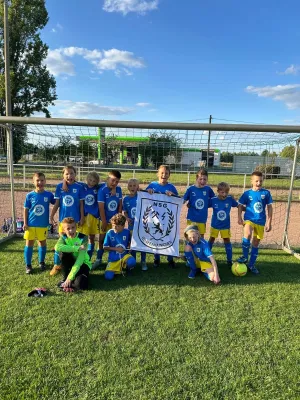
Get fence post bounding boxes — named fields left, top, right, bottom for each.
left=282, top=139, right=300, bottom=250
left=187, top=171, right=190, bottom=187
left=133, top=169, right=136, bottom=178
left=23, top=164, right=26, bottom=189
left=77, top=166, right=81, bottom=182
left=243, top=174, right=247, bottom=191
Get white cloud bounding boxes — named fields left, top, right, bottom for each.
left=246, top=84, right=300, bottom=109
left=136, top=102, right=150, bottom=107
left=103, top=0, right=158, bottom=15
left=51, top=23, right=63, bottom=34
left=279, top=64, right=300, bottom=75
left=45, top=47, right=145, bottom=77
left=53, top=100, right=134, bottom=118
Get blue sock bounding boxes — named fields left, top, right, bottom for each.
left=24, top=246, right=33, bottom=266
left=249, top=246, right=259, bottom=267
left=167, top=255, right=173, bottom=262
left=154, top=254, right=160, bottom=262
left=97, top=249, right=104, bottom=260
left=131, top=250, right=136, bottom=260
left=141, top=252, right=146, bottom=262
left=242, top=238, right=251, bottom=260
left=184, top=251, right=197, bottom=270
left=38, top=246, right=46, bottom=263
left=224, top=242, right=232, bottom=262
left=54, top=251, right=60, bottom=266
left=87, top=243, right=95, bottom=260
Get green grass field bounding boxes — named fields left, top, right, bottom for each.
left=1, top=238, right=299, bottom=399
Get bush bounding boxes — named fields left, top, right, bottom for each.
left=255, top=164, right=280, bottom=178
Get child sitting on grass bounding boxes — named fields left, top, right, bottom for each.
left=103, top=213, right=136, bottom=280
left=184, top=225, right=220, bottom=284
left=54, top=217, right=92, bottom=292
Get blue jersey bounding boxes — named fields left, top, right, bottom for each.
left=183, top=185, right=215, bottom=223
left=98, top=185, right=122, bottom=222
left=238, top=189, right=273, bottom=226
left=210, top=195, right=238, bottom=230
left=82, top=183, right=105, bottom=218
left=24, top=190, right=55, bottom=228
left=104, top=228, right=131, bottom=262
left=188, top=238, right=213, bottom=263
left=146, top=181, right=178, bottom=196
left=123, top=194, right=137, bottom=231
left=54, top=182, right=85, bottom=223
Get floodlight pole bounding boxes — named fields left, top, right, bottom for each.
left=4, top=0, right=16, bottom=234
left=207, top=114, right=212, bottom=168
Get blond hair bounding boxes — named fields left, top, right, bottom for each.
left=87, top=171, right=100, bottom=184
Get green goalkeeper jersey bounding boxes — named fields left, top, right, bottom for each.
left=55, top=232, right=92, bottom=280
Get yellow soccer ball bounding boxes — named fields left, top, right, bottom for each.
left=231, top=262, right=247, bottom=277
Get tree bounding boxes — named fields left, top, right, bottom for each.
left=0, top=0, right=57, bottom=162
left=280, top=145, right=298, bottom=160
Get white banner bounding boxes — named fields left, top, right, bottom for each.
left=131, top=191, right=184, bottom=256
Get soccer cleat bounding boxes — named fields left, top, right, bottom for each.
left=153, top=259, right=160, bottom=268
left=227, top=260, right=233, bottom=268
left=26, top=265, right=33, bottom=274
left=141, top=262, right=148, bottom=271
left=168, top=259, right=176, bottom=269
left=39, top=262, right=46, bottom=271
left=91, top=259, right=102, bottom=270
left=237, top=256, right=248, bottom=264
left=188, top=269, right=197, bottom=279
left=248, top=265, right=260, bottom=275
left=50, top=264, right=62, bottom=276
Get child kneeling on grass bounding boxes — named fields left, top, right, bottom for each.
left=54, top=217, right=92, bottom=291
left=184, top=225, right=220, bottom=284
left=103, top=213, right=136, bottom=280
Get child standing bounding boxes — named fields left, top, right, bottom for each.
left=54, top=217, right=92, bottom=291
left=77, top=172, right=105, bottom=260
left=50, top=165, right=85, bottom=276
left=146, top=165, right=178, bottom=268
left=23, top=172, right=55, bottom=274
left=92, top=170, right=122, bottom=269
left=103, top=213, right=136, bottom=280
left=237, top=171, right=273, bottom=274
left=183, top=168, right=215, bottom=238
left=123, top=178, right=147, bottom=271
left=184, top=225, right=220, bottom=284
left=208, top=182, right=238, bottom=266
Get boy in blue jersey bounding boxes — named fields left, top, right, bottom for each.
left=103, top=213, right=136, bottom=280
left=183, top=168, right=215, bottom=238
left=237, top=171, right=273, bottom=274
left=123, top=178, right=147, bottom=271
left=23, top=172, right=55, bottom=274
left=184, top=225, right=220, bottom=283
left=146, top=165, right=178, bottom=268
left=92, top=170, right=122, bottom=269
left=49, top=165, right=85, bottom=276
left=208, top=182, right=238, bottom=266
left=77, top=172, right=105, bottom=260
left=55, top=217, right=92, bottom=291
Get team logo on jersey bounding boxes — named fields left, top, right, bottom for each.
left=123, top=236, right=126, bottom=241
left=261, top=195, right=265, bottom=199
left=217, top=210, right=226, bottom=221
left=73, top=189, right=77, bottom=193
left=94, top=190, right=97, bottom=194
left=196, top=248, right=200, bottom=252
left=34, top=204, right=45, bottom=216
left=195, top=199, right=204, bottom=209
left=131, top=207, right=137, bottom=218
left=85, top=194, right=95, bottom=206
left=203, top=191, right=206, bottom=196
left=116, top=193, right=119, bottom=198
left=63, top=195, right=75, bottom=207
left=44, top=197, right=48, bottom=202
left=225, top=203, right=229, bottom=208
left=138, top=198, right=178, bottom=249
left=249, top=196, right=253, bottom=200
left=108, top=200, right=118, bottom=211
left=254, top=202, right=263, bottom=213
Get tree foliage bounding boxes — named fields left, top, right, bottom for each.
left=0, top=0, right=57, bottom=162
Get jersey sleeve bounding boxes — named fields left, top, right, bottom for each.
left=98, top=187, right=105, bottom=203
left=209, top=187, right=215, bottom=198
left=50, top=192, right=55, bottom=205
left=54, top=184, right=61, bottom=199
left=266, top=191, right=273, bottom=204
left=202, top=240, right=213, bottom=258
left=24, top=193, right=31, bottom=209
left=103, top=231, right=111, bottom=247
left=183, top=187, right=190, bottom=201
left=145, top=182, right=154, bottom=191
left=170, top=184, right=178, bottom=196
left=238, top=192, right=247, bottom=205
left=232, top=198, right=239, bottom=207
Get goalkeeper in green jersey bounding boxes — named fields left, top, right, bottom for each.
left=54, top=217, right=92, bottom=292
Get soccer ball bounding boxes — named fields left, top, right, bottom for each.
left=231, top=262, right=247, bottom=277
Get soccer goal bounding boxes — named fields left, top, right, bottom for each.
left=0, top=116, right=299, bottom=257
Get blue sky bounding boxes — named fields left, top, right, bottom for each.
left=42, top=0, right=300, bottom=125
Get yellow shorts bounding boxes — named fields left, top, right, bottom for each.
left=24, top=227, right=48, bottom=241
left=244, top=220, right=265, bottom=240
left=77, top=214, right=100, bottom=235
left=106, top=254, right=132, bottom=274
left=194, top=258, right=212, bottom=272
left=210, top=227, right=231, bottom=239
left=100, top=222, right=112, bottom=235
left=187, top=220, right=206, bottom=235
left=58, top=222, right=79, bottom=234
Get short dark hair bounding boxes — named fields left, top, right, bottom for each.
left=196, top=168, right=208, bottom=177
left=33, top=172, right=45, bottom=179
left=63, top=165, right=76, bottom=175
left=251, top=171, right=263, bottom=178
left=109, top=170, right=121, bottom=179
left=110, top=213, right=126, bottom=226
